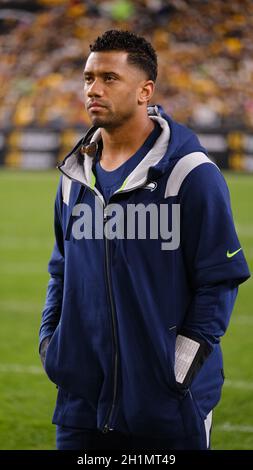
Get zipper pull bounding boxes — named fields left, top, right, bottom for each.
left=102, top=424, right=113, bottom=434
left=102, top=424, right=109, bottom=433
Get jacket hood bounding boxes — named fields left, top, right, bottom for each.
left=58, top=105, right=207, bottom=196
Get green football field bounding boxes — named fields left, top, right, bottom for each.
left=0, top=169, right=252, bottom=450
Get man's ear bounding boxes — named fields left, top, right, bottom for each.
left=138, top=80, right=155, bottom=105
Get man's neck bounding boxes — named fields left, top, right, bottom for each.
left=99, top=114, right=155, bottom=171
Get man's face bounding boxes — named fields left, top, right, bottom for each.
left=83, top=51, right=149, bottom=129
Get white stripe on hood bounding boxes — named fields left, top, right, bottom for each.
left=60, top=116, right=170, bottom=194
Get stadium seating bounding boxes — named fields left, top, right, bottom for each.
left=0, top=0, right=253, bottom=130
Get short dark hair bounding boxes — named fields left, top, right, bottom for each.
left=89, top=30, right=158, bottom=82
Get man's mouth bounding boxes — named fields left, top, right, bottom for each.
left=88, top=102, right=106, bottom=111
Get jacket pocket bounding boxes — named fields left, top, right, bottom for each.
left=179, top=389, right=203, bottom=437
left=44, top=324, right=60, bottom=384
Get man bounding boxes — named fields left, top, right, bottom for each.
left=39, top=30, right=250, bottom=450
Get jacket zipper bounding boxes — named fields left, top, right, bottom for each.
left=101, top=179, right=158, bottom=431
left=102, top=208, right=119, bottom=433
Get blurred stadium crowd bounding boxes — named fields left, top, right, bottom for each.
left=1, top=0, right=253, bottom=130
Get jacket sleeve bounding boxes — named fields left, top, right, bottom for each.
left=179, top=162, right=250, bottom=348
left=39, top=178, right=64, bottom=350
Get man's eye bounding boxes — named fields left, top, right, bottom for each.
left=105, top=76, right=115, bottom=82
left=84, top=77, right=93, bottom=84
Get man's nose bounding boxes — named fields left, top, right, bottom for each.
left=87, top=79, right=104, bottom=97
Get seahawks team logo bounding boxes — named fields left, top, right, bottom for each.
left=143, top=182, right=157, bottom=191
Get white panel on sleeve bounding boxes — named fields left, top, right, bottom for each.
left=164, top=152, right=218, bottom=198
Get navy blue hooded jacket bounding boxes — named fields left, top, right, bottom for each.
left=39, top=106, right=250, bottom=439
